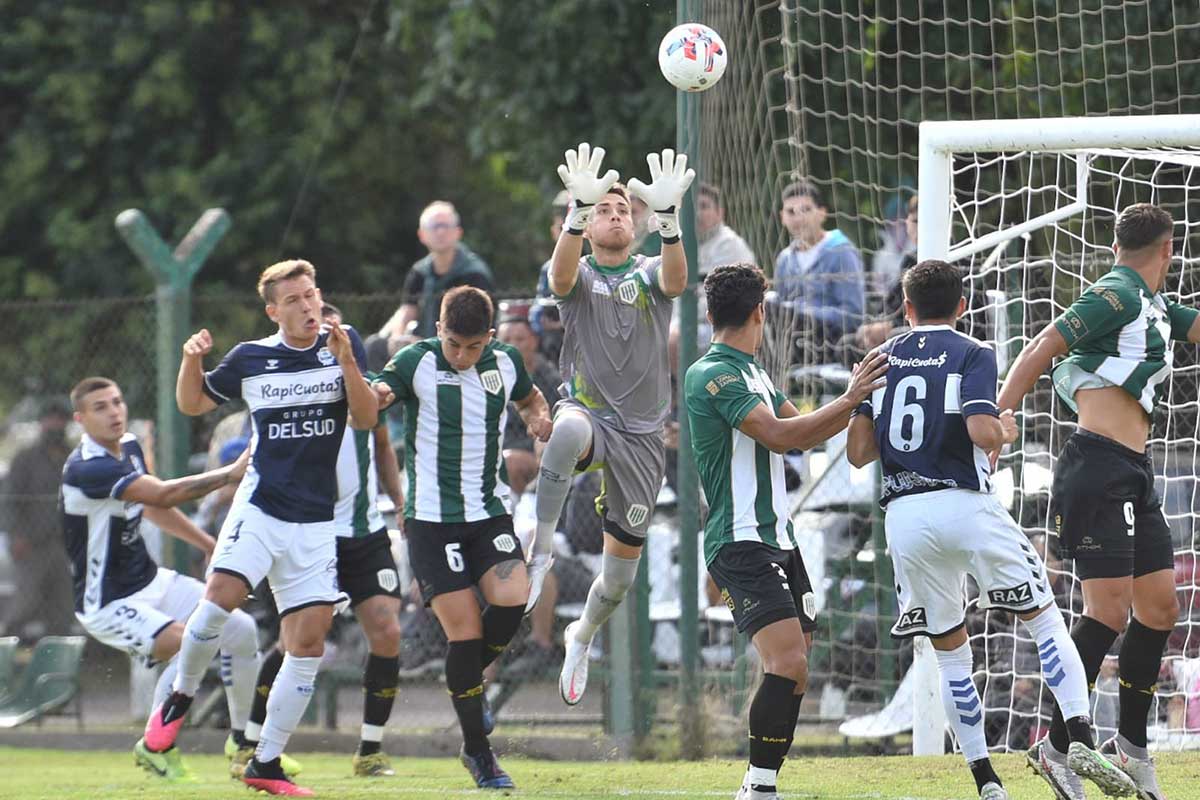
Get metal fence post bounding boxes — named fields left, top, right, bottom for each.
left=114, top=208, right=230, bottom=571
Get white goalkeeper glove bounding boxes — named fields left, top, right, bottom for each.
left=627, top=148, right=696, bottom=244
left=556, top=142, right=620, bottom=234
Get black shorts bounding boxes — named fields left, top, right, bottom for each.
left=707, top=541, right=817, bottom=637
left=405, top=515, right=524, bottom=605
left=1050, top=430, right=1175, bottom=579
left=335, top=529, right=401, bottom=607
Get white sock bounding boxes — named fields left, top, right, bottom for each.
left=219, top=610, right=260, bottom=731
left=1021, top=606, right=1091, bottom=721
left=173, top=599, right=230, bottom=696
left=153, top=657, right=179, bottom=711
left=934, top=641, right=988, bottom=764
left=256, top=654, right=321, bottom=763
left=575, top=552, right=640, bottom=642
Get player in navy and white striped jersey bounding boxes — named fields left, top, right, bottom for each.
left=146, top=259, right=379, bottom=797
left=847, top=260, right=1134, bottom=800
left=61, top=376, right=259, bottom=783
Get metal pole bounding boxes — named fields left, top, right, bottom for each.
left=676, top=0, right=704, bottom=761
left=115, top=208, right=230, bottom=571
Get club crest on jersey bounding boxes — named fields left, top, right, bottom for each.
left=317, top=347, right=336, bottom=366
left=626, top=503, right=650, bottom=528
left=987, top=582, right=1032, bottom=607
left=492, top=533, right=517, bottom=554
left=616, top=279, right=640, bottom=305
left=480, top=369, right=503, bottom=395
left=895, top=607, right=927, bottom=631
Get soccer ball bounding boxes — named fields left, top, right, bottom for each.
left=658, top=23, right=727, bottom=92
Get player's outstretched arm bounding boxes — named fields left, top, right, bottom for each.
left=628, top=149, right=695, bottom=298
left=550, top=143, right=620, bottom=298
left=118, top=460, right=242, bottom=509
left=142, top=505, right=217, bottom=560
left=739, top=351, right=888, bottom=453
left=996, top=323, right=1068, bottom=412
left=846, top=413, right=879, bottom=468
left=328, top=321, right=378, bottom=430
left=177, top=328, right=219, bottom=416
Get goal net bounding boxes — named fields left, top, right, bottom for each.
left=919, top=121, right=1200, bottom=753
left=691, top=0, right=1200, bottom=754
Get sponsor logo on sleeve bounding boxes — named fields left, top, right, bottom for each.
left=1059, top=308, right=1089, bottom=343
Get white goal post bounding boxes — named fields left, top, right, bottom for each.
left=912, top=114, right=1200, bottom=756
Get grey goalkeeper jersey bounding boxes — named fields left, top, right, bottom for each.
left=555, top=255, right=674, bottom=434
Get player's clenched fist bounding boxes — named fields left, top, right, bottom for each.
left=182, top=329, right=213, bottom=359
left=527, top=413, right=553, bottom=443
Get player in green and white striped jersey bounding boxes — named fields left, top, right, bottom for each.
left=998, top=203, right=1200, bottom=800
left=684, top=264, right=886, bottom=800
left=373, top=286, right=552, bottom=791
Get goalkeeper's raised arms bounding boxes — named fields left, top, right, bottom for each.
left=627, top=148, right=695, bottom=244
left=556, top=142, right=620, bottom=234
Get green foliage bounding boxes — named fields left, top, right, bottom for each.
left=0, top=1, right=676, bottom=299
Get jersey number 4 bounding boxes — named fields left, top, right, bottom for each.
left=888, top=375, right=927, bottom=452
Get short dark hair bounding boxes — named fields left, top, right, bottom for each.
left=498, top=314, right=534, bottom=332
left=320, top=301, right=342, bottom=320
left=1115, top=203, right=1173, bottom=252
left=902, top=259, right=963, bottom=321
left=705, top=263, right=767, bottom=331
left=70, top=376, right=117, bottom=411
left=441, top=286, right=494, bottom=337
left=697, top=182, right=722, bottom=207
left=781, top=178, right=825, bottom=209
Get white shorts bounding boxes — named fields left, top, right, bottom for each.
left=885, top=488, right=1054, bottom=639
left=210, top=501, right=343, bottom=615
left=76, top=568, right=203, bottom=662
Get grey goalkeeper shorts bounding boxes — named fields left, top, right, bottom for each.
left=557, top=400, right=666, bottom=543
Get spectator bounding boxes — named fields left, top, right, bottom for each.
left=394, top=201, right=495, bottom=342
left=870, top=192, right=916, bottom=297
left=696, top=183, right=755, bottom=274
left=497, top=314, right=562, bottom=497
left=533, top=191, right=570, bottom=366
left=773, top=179, right=866, bottom=348
left=1, top=401, right=74, bottom=638
left=855, top=195, right=919, bottom=350
left=669, top=182, right=756, bottom=362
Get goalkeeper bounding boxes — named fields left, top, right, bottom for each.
left=523, top=142, right=692, bottom=706
left=997, top=203, right=1197, bottom=800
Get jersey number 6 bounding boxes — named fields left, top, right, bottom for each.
left=888, top=375, right=927, bottom=452
left=446, top=543, right=466, bottom=573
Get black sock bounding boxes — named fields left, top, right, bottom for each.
left=748, top=673, right=797, bottom=787
left=778, top=692, right=803, bottom=775
left=968, top=758, right=1002, bottom=793
left=359, top=653, right=399, bottom=756
left=480, top=604, right=525, bottom=669
left=249, top=647, right=285, bottom=734
left=1049, top=616, right=1118, bottom=753
left=1118, top=617, right=1171, bottom=748
left=446, top=639, right=489, bottom=756
left=232, top=728, right=248, bottom=748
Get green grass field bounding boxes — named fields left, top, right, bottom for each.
left=0, top=748, right=1197, bottom=800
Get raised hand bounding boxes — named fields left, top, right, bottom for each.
left=556, top=143, right=620, bottom=207
left=627, top=148, right=696, bottom=213
left=182, top=329, right=213, bottom=359
left=325, top=320, right=355, bottom=366
left=843, top=349, right=889, bottom=405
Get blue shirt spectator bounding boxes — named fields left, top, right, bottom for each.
left=774, top=180, right=865, bottom=343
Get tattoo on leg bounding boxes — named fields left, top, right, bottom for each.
left=494, top=560, right=518, bottom=581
